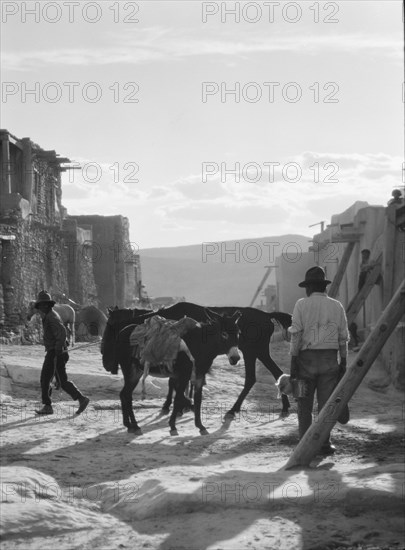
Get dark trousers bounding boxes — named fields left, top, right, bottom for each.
left=296, top=349, right=340, bottom=444
left=41, top=350, right=83, bottom=406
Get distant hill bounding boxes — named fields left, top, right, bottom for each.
left=140, top=235, right=311, bottom=307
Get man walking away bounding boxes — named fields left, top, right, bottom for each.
left=289, top=267, right=349, bottom=455
left=33, top=290, right=90, bottom=416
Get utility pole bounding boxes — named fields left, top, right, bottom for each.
left=309, top=221, right=326, bottom=233
left=249, top=266, right=273, bottom=308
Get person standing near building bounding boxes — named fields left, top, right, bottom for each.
left=33, top=291, right=90, bottom=416
left=289, top=267, right=349, bottom=455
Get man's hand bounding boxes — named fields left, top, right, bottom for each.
left=339, top=357, right=347, bottom=375
left=290, top=356, right=299, bottom=379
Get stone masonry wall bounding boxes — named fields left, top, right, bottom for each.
left=70, top=214, right=137, bottom=311
left=62, top=218, right=98, bottom=308
left=0, top=212, right=68, bottom=333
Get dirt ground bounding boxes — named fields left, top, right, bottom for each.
left=0, top=341, right=404, bottom=550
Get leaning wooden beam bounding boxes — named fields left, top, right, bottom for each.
left=284, top=279, right=405, bottom=470
left=345, top=252, right=382, bottom=327
left=383, top=204, right=397, bottom=308
left=249, top=266, right=273, bottom=307
left=328, top=241, right=356, bottom=299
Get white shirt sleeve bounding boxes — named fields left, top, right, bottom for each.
left=289, top=301, right=303, bottom=356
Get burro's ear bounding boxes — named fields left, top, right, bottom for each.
left=205, top=308, right=220, bottom=322
left=231, top=310, right=242, bottom=324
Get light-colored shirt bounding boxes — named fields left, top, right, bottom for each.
left=289, top=292, right=349, bottom=358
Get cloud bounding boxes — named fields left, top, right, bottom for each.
left=3, top=27, right=401, bottom=71
left=159, top=200, right=290, bottom=224
left=165, top=174, right=230, bottom=200
left=60, top=150, right=402, bottom=245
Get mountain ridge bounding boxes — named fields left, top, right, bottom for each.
left=139, top=234, right=311, bottom=307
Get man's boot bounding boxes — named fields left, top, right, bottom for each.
left=35, top=405, right=54, bottom=415
left=76, top=396, right=90, bottom=415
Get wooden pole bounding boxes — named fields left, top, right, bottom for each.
left=345, top=252, right=382, bottom=327
left=249, top=266, right=273, bottom=307
left=383, top=204, right=397, bottom=307
left=328, top=241, right=355, bottom=299
left=284, top=279, right=405, bottom=470
left=1, top=133, right=12, bottom=193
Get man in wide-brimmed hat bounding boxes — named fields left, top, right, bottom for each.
left=33, top=290, right=89, bottom=416
left=288, top=267, right=349, bottom=455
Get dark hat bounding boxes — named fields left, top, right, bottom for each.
left=34, top=290, right=56, bottom=307
left=298, top=266, right=331, bottom=288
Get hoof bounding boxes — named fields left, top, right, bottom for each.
left=176, top=411, right=183, bottom=417
left=279, top=410, right=290, bottom=419
left=161, top=407, right=170, bottom=415
left=200, top=428, right=209, bottom=435
left=170, top=429, right=179, bottom=436
left=127, top=426, right=142, bottom=435
left=224, top=411, right=235, bottom=421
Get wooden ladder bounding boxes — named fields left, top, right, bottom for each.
left=328, top=241, right=356, bottom=299
left=345, top=252, right=382, bottom=326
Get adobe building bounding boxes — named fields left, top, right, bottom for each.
left=275, top=194, right=405, bottom=390
left=68, top=214, right=143, bottom=311
left=0, top=129, right=142, bottom=336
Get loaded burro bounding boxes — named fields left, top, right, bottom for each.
left=100, top=300, right=293, bottom=436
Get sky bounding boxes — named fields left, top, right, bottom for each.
left=1, top=1, right=403, bottom=250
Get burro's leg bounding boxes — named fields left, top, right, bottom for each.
left=168, top=352, right=193, bottom=435
left=179, top=340, right=196, bottom=383
left=169, top=375, right=189, bottom=436
left=225, top=350, right=257, bottom=419
left=141, top=362, right=150, bottom=400
left=120, top=359, right=143, bottom=434
left=162, top=377, right=175, bottom=414
left=193, top=376, right=208, bottom=435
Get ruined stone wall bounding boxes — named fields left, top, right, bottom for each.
left=69, top=214, right=138, bottom=311
left=0, top=209, right=137, bottom=334
left=0, top=131, right=141, bottom=338
left=0, top=212, right=68, bottom=334
left=70, top=243, right=99, bottom=307
left=30, top=157, right=58, bottom=225
left=62, top=218, right=98, bottom=307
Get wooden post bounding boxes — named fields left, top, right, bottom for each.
left=383, top=204, right=397, bottom=307
left=328, top=241, right=355, bottom=299
left=249, top=266, right=273, bottom=307
left=284, top=280, right=405, bottom=470
left=1, top=133, right=11, bottom=193
left=21, top=137, right=33, bottom=203
left=345, top=252, right=382, bottom=327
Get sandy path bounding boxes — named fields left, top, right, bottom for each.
left=0, top=343, right=404, bottom=550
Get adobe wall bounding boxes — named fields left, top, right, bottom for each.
left=69, top=214, right=134, bottom=311
left=62, top=218, right=98, bottom=307
left=276, top=251, right=313, bottom=314
left=310, top=202, right=404, bottom=390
